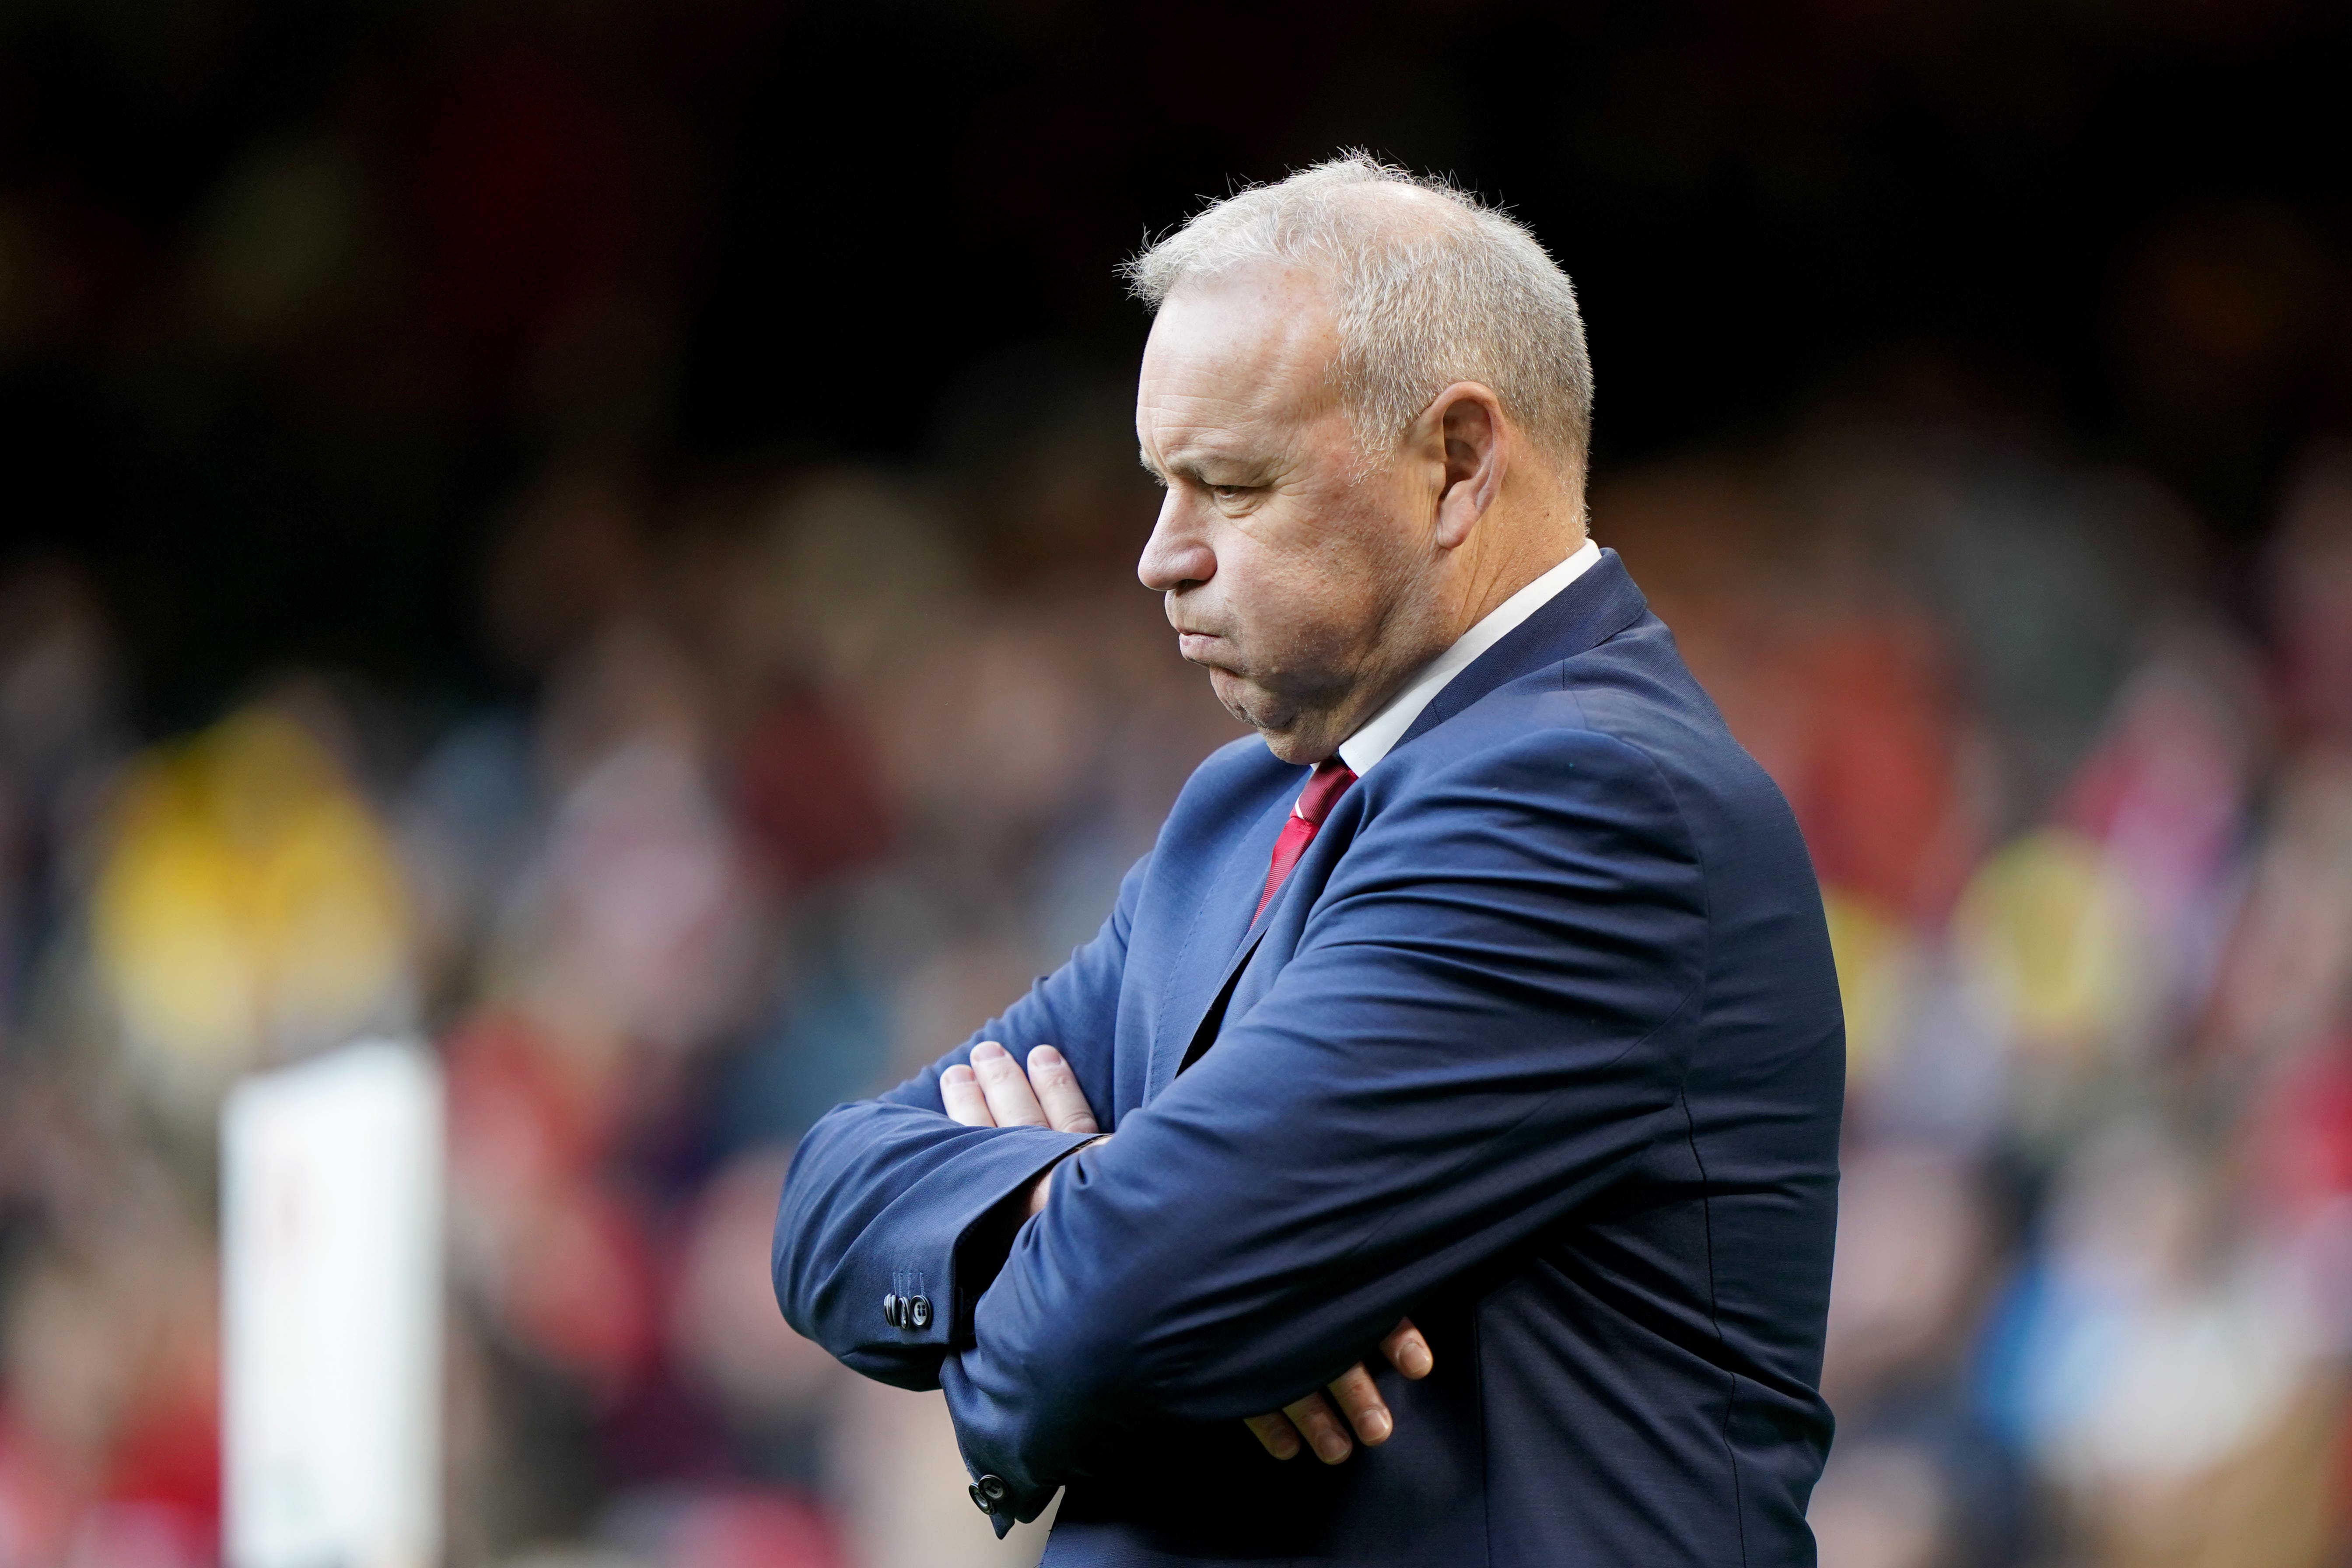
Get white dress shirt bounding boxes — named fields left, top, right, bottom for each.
left=1334, top=537, right=1603, bottom=778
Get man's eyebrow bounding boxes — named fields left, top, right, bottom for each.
left=1141, top=449, right=1212, bottom=486
left=1143, top=448, right=1253, bottom=486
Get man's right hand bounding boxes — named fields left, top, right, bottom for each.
left=940, top=1041, right=1434, bottom=1465
left=1241, top=1317, right=1432, bottom=1463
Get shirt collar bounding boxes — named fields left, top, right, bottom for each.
left=1335, top=537, right=1603, bottom=777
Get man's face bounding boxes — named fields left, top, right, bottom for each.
left=1135, top=265, right=1442, bottom=763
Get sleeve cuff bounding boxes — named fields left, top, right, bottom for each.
left=863, top=1124, right=1097, bottom=1354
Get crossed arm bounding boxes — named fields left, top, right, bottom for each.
left=942, top=1039, right=1433, bottom=1464
left=774, top=727, right=1708, bottom=1526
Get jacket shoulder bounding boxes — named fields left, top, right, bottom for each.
left=1384, top=615, right=1725, bottom=777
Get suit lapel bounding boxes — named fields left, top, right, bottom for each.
left=1144, top=782, right=1295, bottom=1102
left=1165, top=780, right=1371, bottom=1084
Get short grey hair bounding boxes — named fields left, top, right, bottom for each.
left=1122, top=153, right=1593, bottom=479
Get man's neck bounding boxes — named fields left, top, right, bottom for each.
left=1447, top=525, right=1588, bottom=638
left=1350, top=516, right=1590, bottom=746
left=1331, top=535, right=1601, bottom=776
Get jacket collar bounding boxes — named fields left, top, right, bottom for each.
left=1390, top=546, right=1648, bottom=756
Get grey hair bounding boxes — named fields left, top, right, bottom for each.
left=1122, top=153, right=1593, bottom=479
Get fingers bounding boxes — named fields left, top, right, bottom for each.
left=948, top=1043, right=1096, bottom=1137
left=1324, top=1362, right=1393, bottom=1446
left=1248, top=1329, right=1424, bottom=1467
left=969, top=1041, right=1049, bottom=1127
left=1381, top=1317, right=1433, bottom=1379
left=1025, top=1046, right=1101, bottom=1136
left=941, top=1063, right=994, bottom=1127
left=1281, top=1390, right=1356, bottom=1465
left=1244, top=1410, right=1304, bottom=1461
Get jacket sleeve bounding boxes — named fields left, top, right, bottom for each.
left=942, top=728, right=1712, bottom=1523
left=770, top=853, right=1148, bottom=1390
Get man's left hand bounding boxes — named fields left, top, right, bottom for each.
left=942, top=1040, right=1100, bottom=1214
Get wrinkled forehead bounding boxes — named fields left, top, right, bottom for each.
left=1135, top=262, right=1342, bottom=452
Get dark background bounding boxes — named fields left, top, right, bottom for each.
left=4, top=0, right=2347, bottom=723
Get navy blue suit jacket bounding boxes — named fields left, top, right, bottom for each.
left=774, top=552, right=1843, bottom=1566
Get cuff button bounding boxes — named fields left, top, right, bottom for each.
left=906, top=1294, right=933, bottom=1329
left=972, top=1474, right=1008, bottom=1512
left=882, top=1293, right=902, bottom=1326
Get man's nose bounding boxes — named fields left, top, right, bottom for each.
left=1138, top=495, right=1216, bottom=592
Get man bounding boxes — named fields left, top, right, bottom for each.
left=773, top=155, right=1843, bottom=1567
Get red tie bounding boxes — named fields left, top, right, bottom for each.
left=1255, top=759, right=1358, bottom=921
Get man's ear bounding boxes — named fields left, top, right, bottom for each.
left=1428, top=383, right=1506, bottom=551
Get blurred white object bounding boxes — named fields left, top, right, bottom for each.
left=223, top=1039, right=444, bottom=1568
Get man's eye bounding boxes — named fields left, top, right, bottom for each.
left=1210, top=484, right=1248, bottom=501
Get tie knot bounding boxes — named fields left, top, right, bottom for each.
left=1295, top=759, right=1357, bottom=826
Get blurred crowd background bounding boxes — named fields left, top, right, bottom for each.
left=4, top=2, right=2352, bottom=1566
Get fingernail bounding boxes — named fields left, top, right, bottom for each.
left=1360, top=1410, right=1392, bottom=1443
left=943, top=1064, right=974, bottom=1084
left=1029, top=1045, right=1062, bottom=1066
left=1401, top=1342, right=1433, bottom=1377
left=972, top=1041, right=1007, bottom=1062
left=1269, top=1428, right=1301, bottom=1460
left=1316, top=1430, right=1351, bottom=1464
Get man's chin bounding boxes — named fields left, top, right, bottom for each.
left=1257, top=732, right=1329, bottom=765
left=1203, top=667, right=1257, bottom=720
left=1202, top=671, right=1339, bottom=763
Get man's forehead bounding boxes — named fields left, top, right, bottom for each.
left=1146, top=307, right=1312, bottom=392
left=1134, top=376, right=1292, bottom=476
left=1136, top=417, right=1262, bottom=479
left=1136, top=270, right=1339, bottom=459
